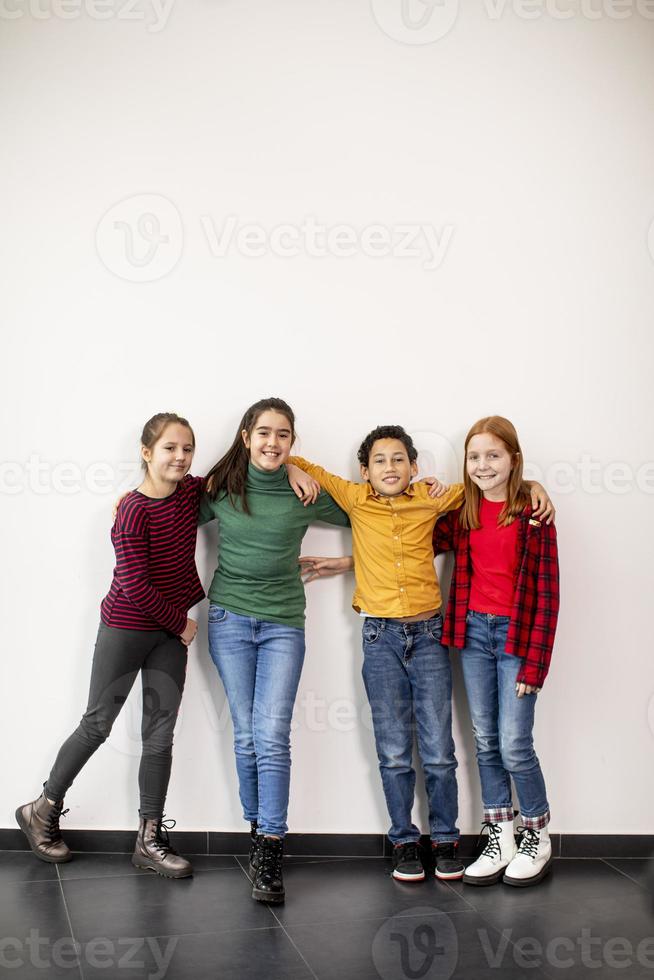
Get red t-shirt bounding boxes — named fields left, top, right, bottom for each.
left=468, top=498, right=518, bottom=616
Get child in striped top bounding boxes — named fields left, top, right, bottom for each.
left=16, top=413, right=203, bottom=879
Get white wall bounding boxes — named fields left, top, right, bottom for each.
left=2, top=0, right=653, bottom=835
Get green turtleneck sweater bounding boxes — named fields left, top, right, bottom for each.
left=198, top=463, right=350, bottom=628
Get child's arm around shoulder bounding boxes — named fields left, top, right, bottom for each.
left=287, top=456, right=359, bottom=514
left=198, top=489, right=216, bottom=526
left=420, top=480, right=465, bottom=514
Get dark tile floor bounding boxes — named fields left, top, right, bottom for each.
left=0, top=851, right=652, bottom=980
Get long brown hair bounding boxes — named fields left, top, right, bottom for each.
left=205, top=397, right=296, bottom=513
left=459, top=416, right=530, bottom=530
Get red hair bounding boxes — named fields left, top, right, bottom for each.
left=460, top=416, right=530, bottom=530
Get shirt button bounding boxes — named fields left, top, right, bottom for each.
left=396, top=562, right=401, bottom=567
left=400, top=587, right=404, bottom=592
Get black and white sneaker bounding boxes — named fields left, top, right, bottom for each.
left=432, top=841, right=465, bottom=880
left=392, top=842, right=425, bottom=881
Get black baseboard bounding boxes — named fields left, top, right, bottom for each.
left=1, top=828, right=653, bottom=858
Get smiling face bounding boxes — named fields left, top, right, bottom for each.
left=242, top=409, right=294, bottom=472
left=360, top=438, right=418, bottom=497
left=466, top=431, right=516, bottom=501
left=141, top=422, right=195, bottom=485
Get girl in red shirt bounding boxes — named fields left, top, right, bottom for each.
left=433, top=416, right=560, bottom=887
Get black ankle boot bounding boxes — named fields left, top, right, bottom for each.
left=248, top=821, right=259, bottom=880
left=252, top=836, right=284, bottom=904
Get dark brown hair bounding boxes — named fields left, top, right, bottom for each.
left=140, top=413, right=195, bottom=471
left=357, top=425, right=418, bottom=467
left=460, top=415, right=530, bottom=530
left=205, top=398, right=296, bottom=513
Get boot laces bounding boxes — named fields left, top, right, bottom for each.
left=516, top=826, right=539, bottom=859
left=402, top=841, right=420, bottom=864
left=259, top=837, right=283, bottom=877
left=477, top=821, right=502, bottom=860
left=151, top=817, right=179, bottom=856
left=46, top=803, right=69, bottom=841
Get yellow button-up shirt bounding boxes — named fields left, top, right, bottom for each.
left=290, top=456, right=465, bottom=618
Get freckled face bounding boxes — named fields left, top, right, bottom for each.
left=466, top=432, right=515, bottom=501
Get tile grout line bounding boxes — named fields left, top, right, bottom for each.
left=55, top=864, right=85, bottom=980
left=57, top=863, right=243, bottom=883
left=233, top=855, right=321, bottom=980
left=465, top=900, right=559, bottom=980
left=266, top=906, right=321, bottom=980
left=600, top=857, right=649, bottom=891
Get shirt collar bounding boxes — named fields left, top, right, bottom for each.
left=246, top=462, right=288, bottom=489
left=366, top=480, right=417, bottom=500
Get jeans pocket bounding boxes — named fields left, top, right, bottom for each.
left=362, top=621, right=381, bottom=645
left=426, top=613, right=444, bottom=642
left=208, top=604, right=228, bottom=625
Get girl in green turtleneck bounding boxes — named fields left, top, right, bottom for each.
left=199, top=397, right=349, bottom=904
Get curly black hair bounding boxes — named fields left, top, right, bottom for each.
left=357, top=425, right=418, bottom=467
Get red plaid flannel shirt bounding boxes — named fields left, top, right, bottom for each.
left=433, top=505, right=560, bottom=687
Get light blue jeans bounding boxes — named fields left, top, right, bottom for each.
left=361, top=614, right=459, bottom=846
left=207, top=604, right=305, bottom=838
left=461, top=610, right=550, bottom=828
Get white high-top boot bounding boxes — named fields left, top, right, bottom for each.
left=503, top=825, right=552, bottom=887
left=463, top=820, right=516, bottom=886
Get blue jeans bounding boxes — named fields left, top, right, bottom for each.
left=461, top=610, right=550, bottom=827
left=361, top=614, right=459, bottom=846
left=207, top=605, right=305, bottom=838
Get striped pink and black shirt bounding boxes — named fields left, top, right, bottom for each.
left=101, top=475, right=205, bottom=635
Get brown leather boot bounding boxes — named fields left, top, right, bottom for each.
left=131, top=817, right=193, bottom=878
left=15, top=789, right=72, bottom=863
